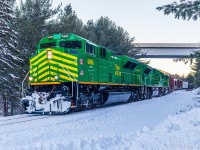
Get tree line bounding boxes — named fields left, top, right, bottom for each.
left=0, top=0, right=140, bottom=116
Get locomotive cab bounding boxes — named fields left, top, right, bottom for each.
left=37, top=33, right=83, bottom=54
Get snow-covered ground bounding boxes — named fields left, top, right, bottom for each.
left=0, top=90, right=200, bottom=150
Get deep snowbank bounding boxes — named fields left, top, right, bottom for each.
left=19, top=107, right=200, bottom=150
left=0, top=90, right=199, bottom=150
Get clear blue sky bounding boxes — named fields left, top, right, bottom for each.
left=54, top=0, right=200, bottom=43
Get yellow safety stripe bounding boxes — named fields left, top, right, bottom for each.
left=30, top=67, right=37, bottom=74
left=50, top=66, right=78, bottom=78
left=38, top=61, right=48, bottom=69
left=31, top=55, right=47, bottom=66
left=31, top=61, right=48, bottom=75
left=38, top=66, right=49, bottom=75
left=50, top=71, right=57, bottom=76
left=38, top=72, right=49, bottom=80
left=52, top=55, right=78, bottom=66
left=30, top=48, right=78, bottom=64
left=60, top=74, right=77, bottom=82
left=33, top=73, right=37, bottom=77
left=30, top=50, right=46, bottom=63
left=50, top=60, right=78, bottom=72
left=52, top=49, right=77, bottom=60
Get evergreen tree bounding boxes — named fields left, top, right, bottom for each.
left=53, top=4, right=85, bottom=36
left=190, top=51, right=200, bottom=87
left=185, top=73, right=195, bottom=88
left=84, top=17, right=140, bottom=56
left=84, top=20, right=96, bottom=42
left=12, top=0, right=61, bottom=95
left=14, top=0, right=61, bottom=64
left=0, top=0, right=21, bottom=116
left=157, top=0, right=200, bottom=87
left=0, top=0, right=61, bottom=115
left=157, top=0, right=200, bottom=20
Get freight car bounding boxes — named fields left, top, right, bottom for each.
left=21, top=33, right=172, bottom=114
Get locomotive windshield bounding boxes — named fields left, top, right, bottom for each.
left=59, top=41, right=82, bottom=49
left=40, top=42, right=56, bottom=49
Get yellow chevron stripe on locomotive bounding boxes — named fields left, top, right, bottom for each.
left=29, top=49, right=78, bottom=85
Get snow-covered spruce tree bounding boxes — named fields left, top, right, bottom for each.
left=157, top=0, right=200, bottom=20
left=157, top=0, right=200, bottom=88
left=0, top=0, right=22, bottom=116
left=12, top=0, right=61, bottom=90
left=190, top=51, right=200, bottom=87
left=11, top=0, right=61, bottom=107
left=13, top=0, right=61, bottom=72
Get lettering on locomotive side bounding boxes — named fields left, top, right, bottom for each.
left=115, top=64, right=120, bottom=71
left=115, top=64, right=121, bottom=76
left=115, top=71, right=121, bottom=76
left=87, top=59, right=94, bottom=65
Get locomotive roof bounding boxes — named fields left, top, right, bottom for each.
left=40, top=33, right=99, bottom=47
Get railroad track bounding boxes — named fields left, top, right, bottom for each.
left=0, top=114, right=40, bottom=122
left=0, top=103, right=124, bottom=127
left=0, top=115, right=51, bottom=127
left=0, top=95, right=156, bottom=127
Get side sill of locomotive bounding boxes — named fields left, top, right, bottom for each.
left=30, top=82, right=61, bottom=85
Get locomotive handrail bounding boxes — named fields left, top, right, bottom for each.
left=137, top=75, right=146, bottom=85
left=21, top=70, right=30, bottom=97
left=59, top=64, right=78, bottom=99
left=59, top=64, right=77, bottom=81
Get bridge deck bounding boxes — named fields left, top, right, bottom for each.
left=136, top=43, right=200, bottom=58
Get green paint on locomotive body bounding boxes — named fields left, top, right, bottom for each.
left=29, top=33, right=169, bottom=88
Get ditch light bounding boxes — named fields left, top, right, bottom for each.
left=47, top=50, right=52, bottom=59
left=29, top=76, right=33, bottom=81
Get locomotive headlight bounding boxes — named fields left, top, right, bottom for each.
left=62, top=35, right=68, bottom=38
left=54, top=75, right=59, bottom=80
left=29, top=76, right=33, bottom=81
left=47, top=50, right=52, bottom=59
left=48, top=36, right=53, bottom=39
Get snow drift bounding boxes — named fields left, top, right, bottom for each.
left=0, top=90, right=199, bottom=150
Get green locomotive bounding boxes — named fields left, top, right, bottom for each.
left=22, top=33, right=169, bottom=113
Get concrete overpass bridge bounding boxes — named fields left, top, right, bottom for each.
left=135, top=43, right=200, bottom=58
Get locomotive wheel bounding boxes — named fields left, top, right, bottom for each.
left=145, top=91, right=150, bottom=99
left=79, top=105, right=86, bottom=111
left=127, top=94, right=133, bottom=103
left=134, top=91, right=140, bottom=101
left=100, top=92, right=109, bottom=105
left=139, top=92, right=145, bottom=100
left=127, top=91, right=140, bottom=102
left=91, top=103, right=97, bottom=109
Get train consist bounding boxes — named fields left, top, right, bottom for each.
left=21, top=33, right=185, bottom=114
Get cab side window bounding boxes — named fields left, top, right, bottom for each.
left=86, top=43, right=95, bottom=55
left=60, top=41, right=82, bottom=49
left=100, top=47, right=106, bottom=58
